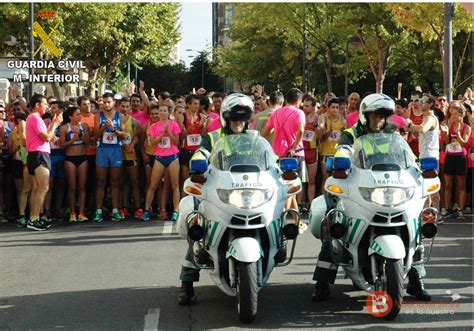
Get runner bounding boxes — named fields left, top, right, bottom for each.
left=142, top=104, right=181, bottom=221
left=119, top=97, right=143, bottom=219
left=59, top=106, right=90, bottom=223
left=92, top=92, right=127, bottom=222
left=25, top=94, right=62, bottom=231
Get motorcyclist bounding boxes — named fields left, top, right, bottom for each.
left=312, top=93, right=432, bottom=302
left=178, top=93, right=255, bottom=305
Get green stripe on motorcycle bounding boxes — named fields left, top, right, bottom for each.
left=272, top=221, right=279, bottom=245
left=208, top=221, right=219, bottom=246
left=413, top=218, right=420, bottom=237
left=348, top=219, right=361, bottom=244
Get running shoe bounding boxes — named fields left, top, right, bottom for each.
left=120, top=208, right=128, bottom=219
left=40, top=215, right=52, bottom=228
left=69, top=212, right=78, bottom=223
left=464, top=206, right=472, bottom=214
left=134, top=208, right=144, bottom=219
left=112, top=211, right=123, bottom=222
left=92, top=210, right=103, bottom=223
left=298, top=222, right=308, bottom=235
left=171, top=211, right=179, bottom=222
left=27, top=219, right=47, bottom=231
left=160, top=210, right=168, bottom=221
left=78, top=213, right=88, bottom=222
left=457, top=211, right=466, bottom=220
left=440, top=208, right=449, bottom=216
left=16, top=216, right=27, bottom=228
left=141, top=210, right=150, bottom=222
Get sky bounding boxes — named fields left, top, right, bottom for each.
left=178, top=3, right=213, bottom=67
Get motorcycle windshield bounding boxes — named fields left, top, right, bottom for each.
left=209, top=133, right=277, bottom=172
left=352, top=133, right=416, bottom=170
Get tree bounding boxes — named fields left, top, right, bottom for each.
left=390, top=3, right=473, bottom=95
left=341, top=3, right=407, bottom=93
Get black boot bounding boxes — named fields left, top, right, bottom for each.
left=407, top=277, right=431, bottom=301
left=178, top=281, right=195, bottom=305
left=312, top=281, right=330, bottom=302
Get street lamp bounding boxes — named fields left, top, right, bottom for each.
left=28, top=3, right=34, bottom=100
left=186, top=49, right=204, bottom=88
left=344, top=35, right=363, bottom=98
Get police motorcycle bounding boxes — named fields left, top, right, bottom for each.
left=309, top=133, right=440, bottom=320
left=177, top=133, right=302, bottom=323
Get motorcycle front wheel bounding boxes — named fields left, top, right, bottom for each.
left=382, top=258, right=404, bottom=320
left=237, top=261, right=258, bottom=323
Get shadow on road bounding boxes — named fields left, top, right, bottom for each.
left=0, top=282, right=471, bottom=330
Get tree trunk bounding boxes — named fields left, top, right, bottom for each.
left=376, top=35, right=384, bottom=93
left=324, top=51, right=333, bottom=92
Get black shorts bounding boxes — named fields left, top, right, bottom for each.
left=122, top=159, right=138, bottom=168
left=467, top=167, right=473, bottom=193
left=27, top=151, right=51, bottom=175
left=179, top=149, right=196, bottom=167
left=11, top=160, right=24, bottom=179
left=444, top=154, right=467, bottom=176
left=65, top=155, right=88, bottom=167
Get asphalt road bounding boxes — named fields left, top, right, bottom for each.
left=0, top=213, right=472, bottom=330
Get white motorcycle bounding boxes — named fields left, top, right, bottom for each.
left=177, top=133, right=302, bottom=323
left=309, top=133, right=440, bottom=320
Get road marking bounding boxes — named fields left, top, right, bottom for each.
left=144, top=308, right=160, bottom=331
left=163, top=221, right=174, bottom=235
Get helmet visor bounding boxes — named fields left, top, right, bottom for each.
left=227, top=105, right=252, bottom=122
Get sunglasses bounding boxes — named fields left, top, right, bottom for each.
left=410, top=98, right=423, bottom=103
left=437, top=98, right=447, bottom=102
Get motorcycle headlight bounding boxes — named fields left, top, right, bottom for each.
left=359, top=187, right=415, bottom=207
left=217, top=189, right=273, bottom=209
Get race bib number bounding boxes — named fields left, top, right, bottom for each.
left=103, top=132, right=118, bottom=144
left=186, top=134, right=201, bottom=147
left=447, top=142, right=462, bottom=154
left=328, top=131, right=341, bottom=142
left=158, top=137, right=171, bottom=149
left=303, top=130, right=315, bottom=142
left=123, top=133, right=132, bottom=145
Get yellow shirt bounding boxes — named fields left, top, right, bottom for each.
left=122, top=116, right=137, bottom=161
left=320, top=116, right=344, bottom=156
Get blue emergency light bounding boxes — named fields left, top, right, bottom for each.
left=420, top=157, right=438, bottom=171
left=190, top=159, right=208, bottom=174
left=280, top=157, right=298, bottom=172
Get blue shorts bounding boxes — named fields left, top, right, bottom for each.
left=156, top=153, right=179, bottom=167
left=96, top=147, right=123, bottom=168
left=50, top=154, right=65, bottom=178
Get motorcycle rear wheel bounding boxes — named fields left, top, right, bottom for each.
left=237, top=261, right=258, bottom=323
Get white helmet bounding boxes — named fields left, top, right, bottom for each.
left=359, top=93, right=395, bottom=125
left=220, top=93, right=254, bottom=128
